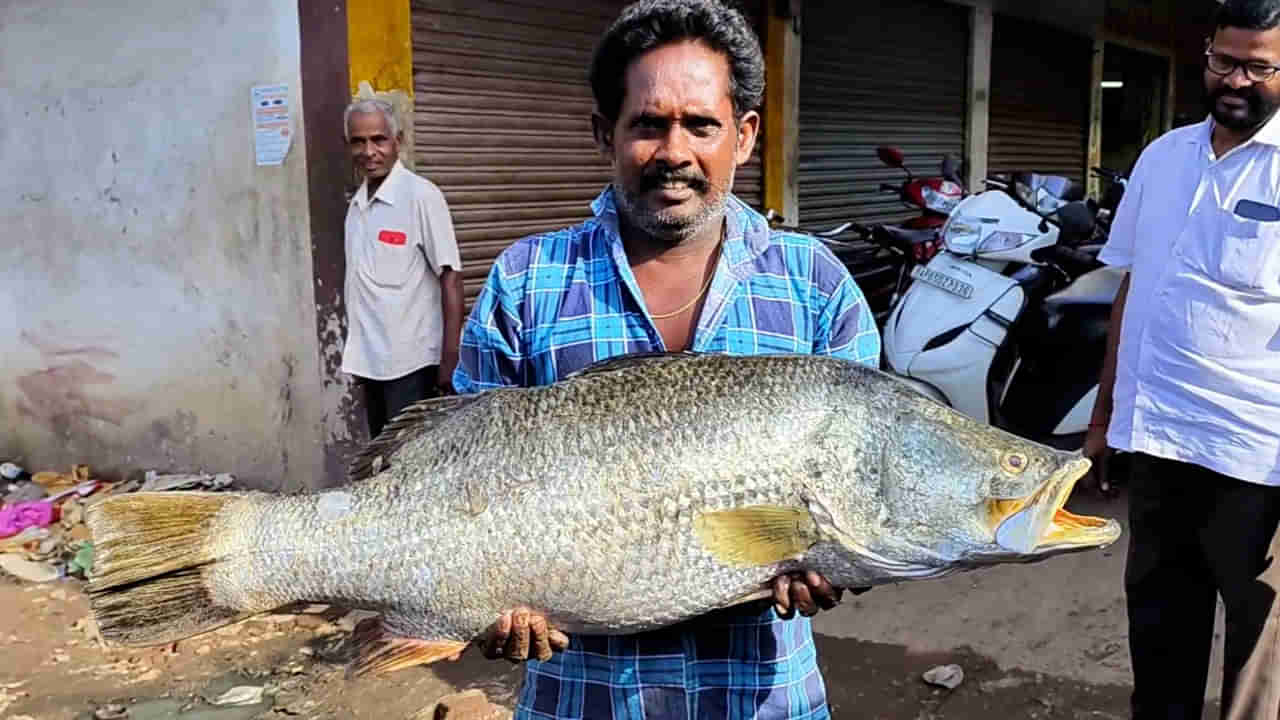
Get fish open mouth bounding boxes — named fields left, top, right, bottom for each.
left=987, top=457, right=1121, bottom=554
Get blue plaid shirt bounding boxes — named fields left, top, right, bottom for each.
left=454, top=188, right=881, bottom=719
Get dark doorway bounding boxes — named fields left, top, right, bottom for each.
left=1100, top=43, right=1170, bottom=176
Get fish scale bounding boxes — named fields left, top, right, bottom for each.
left=85, top=352, right=1120, bottom=676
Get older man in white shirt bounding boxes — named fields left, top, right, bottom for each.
left=341, top=99, right=464, bottom=439
left=1087, top=2, right=1280, bottom=718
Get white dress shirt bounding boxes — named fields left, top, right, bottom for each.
left=1100, top=114, right=1280, bottom=486
left=341, top=159, right=462, bottom=381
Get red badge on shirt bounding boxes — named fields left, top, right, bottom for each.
left=378, top=230, right=407, bottom=246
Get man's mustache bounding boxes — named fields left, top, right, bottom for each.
left=1213, top=86, right=1260, bottom=105
left=641, top=168, right=709, bottom=193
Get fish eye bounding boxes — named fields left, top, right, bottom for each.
left=1000, top=452, right=1028, bottom=474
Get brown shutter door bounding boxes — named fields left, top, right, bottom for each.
left=411, top=0, right=764, bottom=305
left=798, top=0, right=969, bottom=227
left=989, top=15, right=1092, bottom=182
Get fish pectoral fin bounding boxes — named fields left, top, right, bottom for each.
left=693, top=505, right=818, bottom=568
left=347, top=627, right=469, bottom=679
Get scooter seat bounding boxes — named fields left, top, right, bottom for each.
left=878, top=225, right=938, bottom=245
left=1044, top=265, right=1127, bottom=307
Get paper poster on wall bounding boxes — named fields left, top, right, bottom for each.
left=252, top=84, right=291, bottom=166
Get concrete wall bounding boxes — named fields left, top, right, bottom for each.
left=0, top=1, right=329, bottom=491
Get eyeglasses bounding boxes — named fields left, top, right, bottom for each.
left=1205, top=47, right=1280, bottom=83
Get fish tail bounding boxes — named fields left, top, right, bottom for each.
left=85, top=491, right=273, bottom=647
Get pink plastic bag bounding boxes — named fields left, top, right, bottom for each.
left=0, top=501, right=56, bottom=538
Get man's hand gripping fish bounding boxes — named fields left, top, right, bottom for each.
left=85, top=353, right=1120, bottom=677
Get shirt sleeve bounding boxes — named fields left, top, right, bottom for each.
left=1097, top=149, right=1147, bottom=270
left=417, top=182, right=463, bottom=276
left=452, top=247, right=529, bottom=393
left=811, top=246, right=882, bottom=367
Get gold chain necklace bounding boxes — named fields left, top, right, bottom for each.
left=647, top=233, right=725, bottom=320
left=648, top=268, right=717, bottom=320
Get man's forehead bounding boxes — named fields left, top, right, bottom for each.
left=619, top=40, right=733, bottom=112
left=1214, top=25, right=1280, bottom=61
left=349, top=111, right=392, bottom=136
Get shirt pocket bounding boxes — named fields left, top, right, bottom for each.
left=361, top=228, right=414, bottom=287
left=1215, top=210, right=1280, bottom=293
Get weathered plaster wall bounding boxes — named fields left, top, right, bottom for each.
left=0, top=1, right=328, bottom=490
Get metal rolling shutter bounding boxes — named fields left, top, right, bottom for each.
left=411, top=0, right=764, bottom=305
left=989, top=15, right=1092, bottom=181
left=797, top=0, right=969, bottom=228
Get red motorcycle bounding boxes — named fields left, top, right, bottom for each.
left=765, top=147, right=967, bottom=325
left=857, top=147, right=967, bottom=321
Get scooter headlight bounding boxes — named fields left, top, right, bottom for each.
left=977, top=230, right=1037, bottom=254
left=922, top=185, right=961, bottom=214
left=942, top=216, right=983, bottom=254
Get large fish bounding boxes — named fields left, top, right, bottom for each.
left=86, top=353, right=1119, bottom=676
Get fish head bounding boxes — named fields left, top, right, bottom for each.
left=853, top=389, right=1121, bottom=570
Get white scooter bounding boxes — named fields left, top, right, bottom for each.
left=882, top=172, right=1126, bottom=450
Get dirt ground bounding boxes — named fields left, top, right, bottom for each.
left=0, top=488, right=1225, bottom=719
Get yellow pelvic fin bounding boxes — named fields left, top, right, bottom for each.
left=692, top=505, right=818, bottom=568
left=347, top=621, right=469, bottom=678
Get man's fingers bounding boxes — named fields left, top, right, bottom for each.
left=772, top=574, right=793, bottom=618
left=483, top=612, right=512, bottom=660
left=791, top=577, right=817, bottom=617
left=805, top=570, right=839, bottom=610
left=529, top=614, right=553, bottom=662
left=549, top=630, right=570, bottom=652
left=506, top=608, right=531, bottom=662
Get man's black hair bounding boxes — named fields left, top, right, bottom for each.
left=1216, top=0, right=1280, bottom=31
left=589, top=0, right=765, bottom=125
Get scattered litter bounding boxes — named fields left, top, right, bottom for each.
left=922, top=663, right=965, bottom=690
left=68, top=541, right=94, bottom=577
left=979, top=676, right=1029, bottom=694
left=140, top=471, right=235, bottom=493
left=0, top=501, right=57, bottom=538
left=3, top=481, right=46, bottom=504
left=32, top=464, right=91, bottom=493
left=212, top=685, right=266, bottom=706
left=0, top=554, right=60, bottom=582
left=1, top=462, right=29, bottom=481
left=94, top=705, right=129, bottom=720
left=0, top=525, right=51, bottom=552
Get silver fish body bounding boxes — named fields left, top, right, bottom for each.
left=87, top=353, right=1119, bottom=666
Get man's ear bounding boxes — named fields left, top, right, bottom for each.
left=734, top=110, right=761, bottom=166
left=592, top=113, right=615, bottom=162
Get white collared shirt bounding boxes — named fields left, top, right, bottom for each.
left=1100, top=114, right=1280, bottom=486
left=341, top=159, right=462, bottom=380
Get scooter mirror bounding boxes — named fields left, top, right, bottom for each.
left=877, top=146, right=905, bottom=168
left=1057, top=201, right=1096, bottom=237
left=941, top=154, right=963, bottom=184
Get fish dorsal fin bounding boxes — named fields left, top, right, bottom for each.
left=693, top=505, right=819, bottom=568
left=566, top=351, right=701, bottom=379
left=346, top=393, right=485, bottom=482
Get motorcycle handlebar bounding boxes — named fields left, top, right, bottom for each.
left=1038, top=244, right=1102, bottom=272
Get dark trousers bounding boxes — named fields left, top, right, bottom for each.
left=361, top=365, right=440, bottom=440
left=1126, top=453, right=1280, bottom=720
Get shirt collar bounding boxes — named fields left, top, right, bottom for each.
left=354, top=158, right=406, bottom=210
left=589, top=185, right=771, bottom=278
left=1194, top=111, right=1280, bottom=150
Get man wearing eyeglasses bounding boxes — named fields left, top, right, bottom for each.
left=1084, top=1, right=1280, bottom=718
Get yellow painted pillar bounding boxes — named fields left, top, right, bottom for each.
left=763, top=0, right=801, bottom=225
left=346, top=0, right=416, bottom=169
